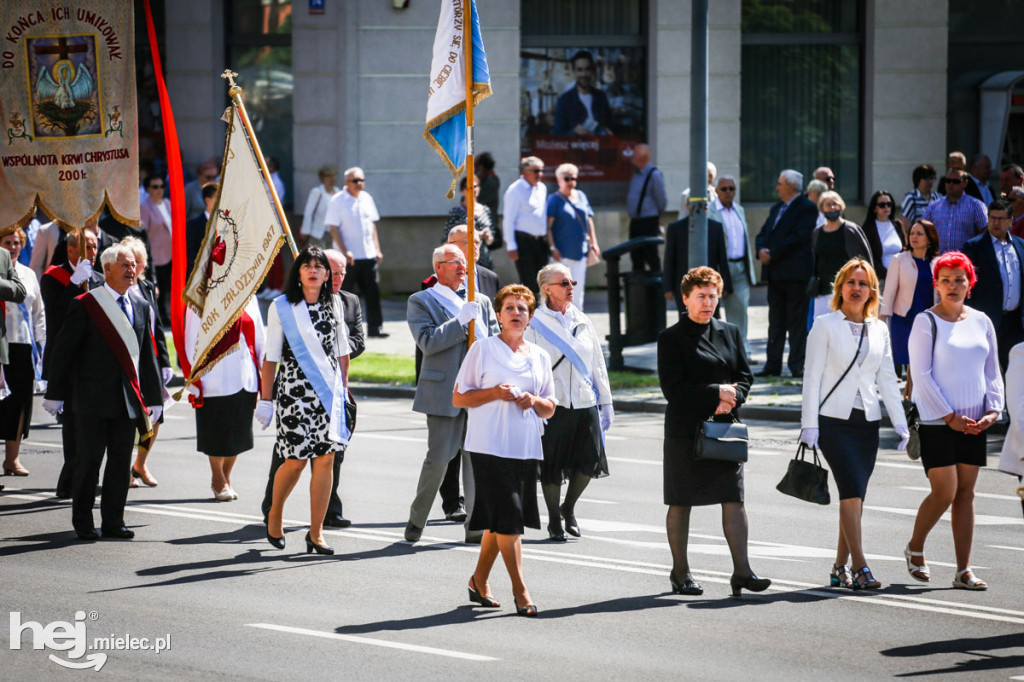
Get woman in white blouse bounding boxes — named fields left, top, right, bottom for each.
left=800, top=258, right=908, bottom=590
left=299, top=164, right=340, bottom=251
left=906, top=252, right=1003, bottom=591
left=454, top=284, right=557, bottom=617
left=861, top=190, right=906, bottom=282
left=525, top=263, right=613, bottom=541
left=0, top=228, right=44, bottom=477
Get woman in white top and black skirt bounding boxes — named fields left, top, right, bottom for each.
left=800, top=258, right=909, bottom=590
left=454, top=284, right=556, bottom=617
left=905, top=252, right=1003, bottom=591
left=525, top=263, right=613, bottom=542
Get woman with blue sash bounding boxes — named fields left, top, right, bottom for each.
left=525, top=263, right=613, bottom=542
left=257, top=247, right=350, bottom=555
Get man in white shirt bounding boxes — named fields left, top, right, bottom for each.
left=709, top=175, right=756, bottom=355
left=503, top=156, right=548, bottom=296
left=325, top=166, right=388, bottom=337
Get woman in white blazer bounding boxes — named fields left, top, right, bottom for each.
left=299, top=164, right=341, bottom=251
left=879, top=220, right=939, bottom=373
left=997, top=342, right=1024, bottom=517
left=800, top=258, right=909, bottom=590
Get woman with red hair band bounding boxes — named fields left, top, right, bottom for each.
left=905, top=251, right=1003, bottom=591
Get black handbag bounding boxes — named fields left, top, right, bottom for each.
left=776, top=444, right=831, bottom=505
left=694, top=419, right=749, bottom=462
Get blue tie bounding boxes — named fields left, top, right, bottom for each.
left=455, top=288, right=467, bottom=300
left=117, top=296, right=130, bottom=322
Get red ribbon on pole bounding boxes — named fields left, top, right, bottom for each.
left=142, top=0, right=190, bottom=377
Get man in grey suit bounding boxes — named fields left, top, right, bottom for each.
left=708, top=174, right=757, bottom=355
left=405, top=244, right=499, bottom=543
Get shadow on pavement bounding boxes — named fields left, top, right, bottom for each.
left=880, top=633, right=1024, bottom=677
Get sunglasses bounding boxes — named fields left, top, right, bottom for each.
left=824, top=176, right=835, bottom=182
left=551, top=280, right=577, bottom=288
left=718, top=186, right=736, bottom=192
left=876, top=201, right=893, bottom=208
left=946, top=177, right=966, bottom=185
left=563, top=176, right=577, bottom=182
left=528, top=168, right=543, bottom=174
left=149, top=184, right=164, bottom=189
left=349, top=178, right=365, bottom=184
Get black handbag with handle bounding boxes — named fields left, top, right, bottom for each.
left=694, top=419, right=749, bottom=463
left=776, top=444, right=831, bottom=505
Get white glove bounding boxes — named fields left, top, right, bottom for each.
left=69, top=259, right=93, bottom=285
left=254, top=399, right=274, bottom=430
left=599, top=404, right=614, bottom=431
left=161, top=367, right=174, bottom=385
left=148, top=405, right=162, bottom=422
left=185, top=384, right=200, bottom=398
left=456, top=301, right=480, bottom=326
left=895, top=424, right=910, bottom=452
left=799, top=428, right=819, bottom=449
left=42, top=399, right=64, bottom=416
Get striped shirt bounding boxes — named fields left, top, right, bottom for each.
left=900, top=188, right=938, bottom=226
left=922, top=195, right=987, bottom=253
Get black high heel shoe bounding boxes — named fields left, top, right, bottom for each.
left=670, top=571, right=703, bottom=596
left=512, top=593, right=538, bottom=617
left=467, top=577, right=500, bottom=608
left=730, top=573, right=771, bottom=597
left=305, top=531, right=334, bottom=555
left=266, top=531, right=285, bottom=550
left=547, top=523, right=567, bottom=543
left=560, top=504, right=580, bottom=537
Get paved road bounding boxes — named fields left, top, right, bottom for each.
left=2, top=396, right=1023, bottom=680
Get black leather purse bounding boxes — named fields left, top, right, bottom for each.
left=776, top=444, right=831, bottom=505
left=694, top=419, right=749, bottom=463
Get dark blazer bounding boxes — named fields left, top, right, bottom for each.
left=754, top=193, right=818, bottom=283
left=185, top=213, right=209, bottom=281
left=0, top=249, right=27, bottom=365
left=962, top=231, right=1024, bottom=331
left=663, top=216, right=733, bottom=303
left=337, top=289, right=365, bottom=360
left=552, top=87, right=612, bottom=135
left=40, top=262, right=105, bottom=379
left=862, top=218, right=906, bottom=279
left=45, top=290, right=163, bottom=419
left=810, top=220, right=875, bottom=286
left=476, top=265, right=500, bottom=300
left=135, top=278, right=171, bottom=369
left=657, top=317, right=752, bottom=439
left=52, top=227, right=117, bottom=274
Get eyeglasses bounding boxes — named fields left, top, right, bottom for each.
left=876, top=201, right=893, bottom=208
left=562, top=176, right=577, bottom=182
left=149, top=184, right=164, bottom=189
left=718, top=186, right=736, bottom=192
left=527, top=168, right=543, bottom=174
left=550, top=280, right=577, bottom=288
left=823, top=176, right=835, bottom=182
left=946, top=177, right=966, bottom=185
left=349, top=178, right=365, bottom=184
left=438, top=259, right=467, bottom=266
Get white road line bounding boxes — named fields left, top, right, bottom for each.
left=21, top=440, right=61, bottom=449
left=876, top=461, right=925, bottom=470
left=867, top=505, right=1024, bottom=526
left=245, top=623, right=497, bottom=661
left=576, top=498, right=619, bottom=505
left=900, top=486, right=1023, bottom=502
left=606, top=456, right=659, bottom=466
left=357, top=432, right=427, bottom=444
left=989, top=545, right=1024, bottom=553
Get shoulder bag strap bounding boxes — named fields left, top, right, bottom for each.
left=819, top=322, right=866, bottom=410
left=635, top=166, right=657, bottom=216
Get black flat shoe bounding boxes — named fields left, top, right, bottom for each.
left=266, top=531, right=285, bottom=550
left=513, top=594, right=537, bottom=617
left=467, top=577, right=500, bottom=608
left=547, top=523, right=567, bottom=542
left=75, top=529, right=100, bottom=541
left=101, top=526, right=135, bottom=540
left=305, top=531, right=334, bottom=555
left=670, top=571, right=703, bottom=595
left=730, top=573, right=771, bottom=597
left=560, top=505, right=580, bottom=537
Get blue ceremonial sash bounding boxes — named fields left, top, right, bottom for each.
left=17, top=302, right=42, bottom=381
left=274, top=296, right=350, bottom=444
left=529, top=313, right=600, bottom=407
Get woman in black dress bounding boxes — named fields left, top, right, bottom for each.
left=658, top=266, right=769, bottom=597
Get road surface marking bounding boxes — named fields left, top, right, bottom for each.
left=606, top=456, right=659, bottom=466
left=867, top=505, right=1024, bottom=526
left=357, top=433, right=427, bottom=444
left=246, top=623, right=497, bottom=661
left=989, top=545, right=1024, bottom=553
left=900, top=486, right=1023, bottom=502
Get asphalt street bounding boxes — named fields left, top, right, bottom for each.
left=2, top=395, right=1023, bottom=681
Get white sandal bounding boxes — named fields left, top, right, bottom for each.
left=904, top=544, right=930, bottom=582
left=952, top=568, right=988, bottom=591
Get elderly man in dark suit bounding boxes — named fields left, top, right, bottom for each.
left=963, top=198, right=1024, bottom=374
left=754, top=169, right=818, bottom=377
left=43, top=244, right=163, bottom=540
left=663, top=208, right=733, bottom=319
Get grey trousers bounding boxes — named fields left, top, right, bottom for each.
left=408, top=412, right=477, bottom=535
left=723, top=259, right=751, bottom=356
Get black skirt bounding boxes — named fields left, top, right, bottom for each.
left=195, top=389, right=257, bottom=457
left=818, top=410, right=880, bottom=500
left=468, top=452, right=541, bottom=535
left=663, top=432, right=744, bottom=507
left=0, top=344, right=34, bottom=441
left=540, top=405, right=609, bottom=485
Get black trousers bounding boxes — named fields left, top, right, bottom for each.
left=513, top=232, right=549, bottom=296
left=155, top=263, right=172, bottom=326
left=998, top=308, right=1024, bottom=375
left=261, top=447, right=346, bottom=521
left=56, top=411, right=78, bottom=496
left=628, top=216, right=661, bottom=272
left=71, top=413, right=136, bottom=533
left=440, top=455, right=463, bottom=513
left=765, top=279, right=809, bottom=374
left=342, top=259, right=383, bottom=332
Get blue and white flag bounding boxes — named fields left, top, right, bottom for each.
left=424, top=0, right=492, bottom=198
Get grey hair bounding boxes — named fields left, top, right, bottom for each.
left=323, top=248, right=346, bottom=266
left=432, top=244, right=462, bottom=268
left=555, top=163, right=579, bottom=180
left=806, top=179, right=829, bottom=196
left=100, top=243, right=133, bottom=268
left=716, top=174, right=737, bottom=187
left=1010, top=186, right=1024, bottom=200
left=536, top=262, right=571, bottom=301
left=707, top=161, right=717, bottom=182
left=817, top=190, right=846, bottom=213
left=520, top=156, right=543, bottom=172
left=447, top=224, right=468, bottom=239
left=780, top=169, right=803, bottom=191
left=343, top=166, right=364, bottom=180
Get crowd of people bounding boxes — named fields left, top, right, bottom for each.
left=2, top=147, right=1023, bottom=621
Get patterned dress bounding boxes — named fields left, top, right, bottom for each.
left=274, top=302, right=338, bottom=460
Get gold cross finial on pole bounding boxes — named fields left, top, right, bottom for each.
left=220, top=69, right=239, bottom=87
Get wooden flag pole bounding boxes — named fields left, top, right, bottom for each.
left=464, top=0, right=477, bottom=347
left=221, top=69, right=299, bottom=258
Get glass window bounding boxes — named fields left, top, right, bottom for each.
left=226, top=0, right=293, bottom=208
left=520, top=0, right=646, bottom=207
left=741, top=0, right=862, bottom=202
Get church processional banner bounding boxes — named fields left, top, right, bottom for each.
left=0, top=2, right=138, bottom=232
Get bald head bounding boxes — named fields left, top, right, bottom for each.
left=324, top=248, right=346, bottom=293
left=632, top=144, right=651, bottom=170
left=446, top=224, right=480, bottom=259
